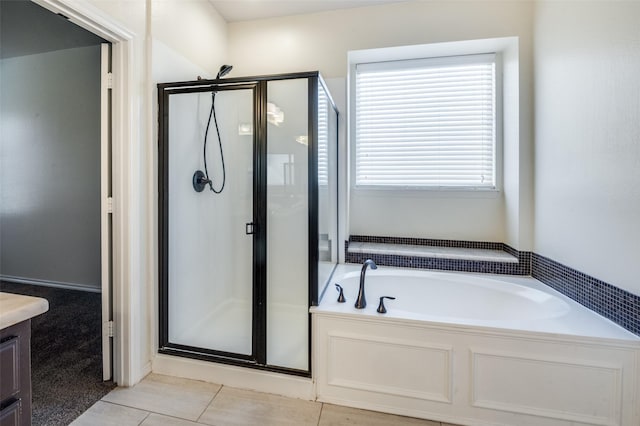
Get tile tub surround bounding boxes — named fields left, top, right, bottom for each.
left=73, top=373, right=451, bottom=426
left=532, top=253, right=640, bottom=336
left=343, top=235, right=640, bottom=337
left=345, top=236, right=531, bottom=275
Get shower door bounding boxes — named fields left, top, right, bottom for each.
left=159, top=82, right=264, bottom=362
left=159, top=72, right=338, bottom=376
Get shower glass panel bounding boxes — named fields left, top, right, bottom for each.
left=266, top=79, right=309, bottom=370
left=166, top=88, right=254, bottom=356
left=317, top=83, right=338, bottom=299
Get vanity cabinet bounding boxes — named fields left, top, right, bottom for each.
left=0, top=292, right=47, bottom=426
left=0, top=320, right=31, bottom=426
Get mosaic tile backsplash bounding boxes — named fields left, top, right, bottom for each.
left=346, top=236, right=531, bottom=275
left=532, top=253, right=640, bottom=336
left=345, top=235, right=640, bottom=336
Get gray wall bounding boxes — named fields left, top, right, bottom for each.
left=0, top=0, right=104, bottom=59
left=0, top=44, right=102, bottom=290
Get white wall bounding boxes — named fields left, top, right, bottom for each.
left=151, top=0, right=227, bottom=77
left=78, top=0, right=151, bottom=385
left=228, top=1, right=535, bottom=248
left=77, top=0, right=228, bottom=384
left=0, top=45, right=102, bottom=290
left=534, top=1, right=640, bottom=296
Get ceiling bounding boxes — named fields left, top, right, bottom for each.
left=209, top=0, right=409, bottom=22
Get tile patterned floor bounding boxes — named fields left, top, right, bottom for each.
left=72, top=374, right=460, bottom=426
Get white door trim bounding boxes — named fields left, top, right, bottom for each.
left=33, top=0, right=138, bottom=386
left=100, top=42, right=113, bottom=381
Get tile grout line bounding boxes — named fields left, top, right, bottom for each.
left=95, top=400, right=152, bottom=415
left=316, top=402, right=325, bottom=426
left=96, top=400, right=146, bottom=411
left=195, top=384, right=224, bottom=423
left=137, top=411, right=151, bottom=426
left=95, top=384, right=451, bottom=425
left=96, top=398, right=207, bottom=424
left=78, top=400, right=152, bottom=424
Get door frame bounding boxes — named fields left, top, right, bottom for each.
left=156, top=75, right=318, bottom=378
left=100, top=42, right=113, bottom=381
left=157, top=82, right=266, bottom=366
left=33, top=0, right=137, bottom=386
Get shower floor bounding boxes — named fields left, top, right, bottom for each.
left=173, top=299, right=308, bottom=371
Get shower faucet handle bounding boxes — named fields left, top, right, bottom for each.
left=335, top=284, right=346, bottom=303
left=377, top=296, right=396, bottom=314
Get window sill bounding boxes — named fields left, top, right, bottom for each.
left=351, top=187, right=502, bottom=199
left=347, top=242, right=517, bottom=263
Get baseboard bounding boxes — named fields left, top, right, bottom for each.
left=0, top=274, right=101, bottom=293
left=152, top=353, right=315, bottom=401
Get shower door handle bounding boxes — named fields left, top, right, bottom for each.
left=245, top=222, right=255, bottom=235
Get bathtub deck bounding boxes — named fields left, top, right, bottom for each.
left=317, top=265, right=640, bottom=344
left=347, top=242, right=518, bottom=263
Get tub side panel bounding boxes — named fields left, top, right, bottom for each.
left=313, top=314, right=640, bottom=426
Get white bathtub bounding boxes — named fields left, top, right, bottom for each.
left=312, top=265, right=640, bottom=426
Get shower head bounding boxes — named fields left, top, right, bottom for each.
left=216, top=64, right=233, bottom=79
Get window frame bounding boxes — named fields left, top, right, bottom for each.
left=348, top=42, right=503, bottom=195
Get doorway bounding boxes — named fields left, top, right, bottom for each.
left=0, top=0, right=114, bottom=423
left=26, top=0, right=138, bottom=389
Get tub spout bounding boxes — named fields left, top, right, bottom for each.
left=355, top=259, right=377, bottom=309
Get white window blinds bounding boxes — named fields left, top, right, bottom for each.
left=355, top=54, right=496, bottom=189
left=317, top=86, right=329, bottom=186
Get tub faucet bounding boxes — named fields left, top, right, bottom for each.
left=355, top=259, right=377, bottom=309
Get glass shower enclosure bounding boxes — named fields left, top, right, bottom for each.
left=158, top=72, right=338, bottom=375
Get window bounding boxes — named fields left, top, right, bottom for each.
left=354, top=53, right=497, bottom=189
left=317, top=86, right=329, bottom=186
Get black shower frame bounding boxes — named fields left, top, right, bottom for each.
left=157, top=71, right=338, bottom=378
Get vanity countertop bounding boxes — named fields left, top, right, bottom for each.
left=0, top=292, right=49, bottom=330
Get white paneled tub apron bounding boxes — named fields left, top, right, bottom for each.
left=311, top=265, right=640, bottom=426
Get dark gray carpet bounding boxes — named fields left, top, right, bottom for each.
left=0, top=282, right=116, bottom=425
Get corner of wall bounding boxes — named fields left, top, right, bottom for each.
left=150, top=0, right=228, bottom=77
